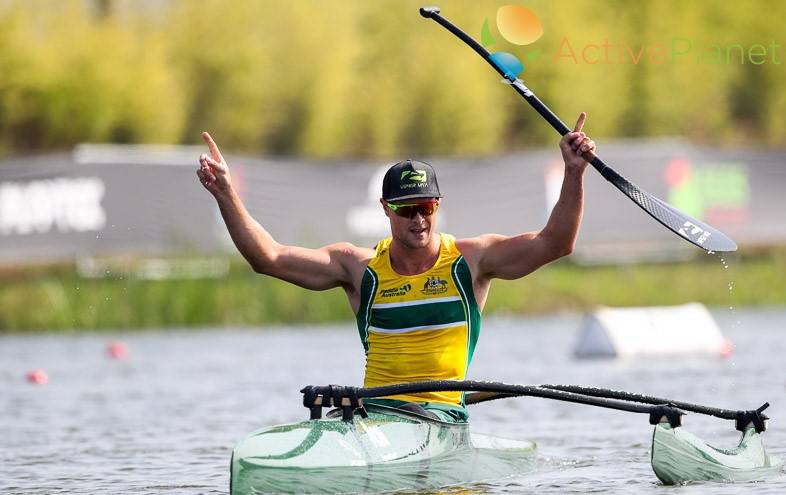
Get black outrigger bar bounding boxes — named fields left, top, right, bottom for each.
left=535, top=384, right=770, bottom=433
left=300, top=380, right=770, bottom=433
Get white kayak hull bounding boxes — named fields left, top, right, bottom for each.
left=651, top=423, right=784, bottom=484
left=230, top=405, right=537, bottom=494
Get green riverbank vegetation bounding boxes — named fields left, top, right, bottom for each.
left=2, top=250, right=785, bottom=332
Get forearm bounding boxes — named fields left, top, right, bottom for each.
left=214, top=189, right=280, bottom=272
left=470, top=116, right=593, bottom=281
left=541, top=167, right=585, bottom=256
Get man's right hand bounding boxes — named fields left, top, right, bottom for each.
left=558, top=112, right=595, bottom=174
left=197, top=131, right=232, bottom=197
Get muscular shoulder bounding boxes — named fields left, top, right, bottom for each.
left=325, top=242, right=374, bottom=278
left=326, top=242, right=374, bottom=266
left=456, top=233, right=540, bottom=280
left=455, top=234, right=504, bottom=262
left=321, top=242, right=374, bottom=304
left=454, top=235, right=498, bottom=278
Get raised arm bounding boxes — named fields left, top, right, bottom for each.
left=460, top=113, right=596, bottom=282
left=196, top=132, right=369, bottom=293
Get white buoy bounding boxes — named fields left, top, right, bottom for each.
left=573, top=303, right=731, bottom=359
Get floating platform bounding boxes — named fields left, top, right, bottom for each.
left=574, top=303, right=732, bottom=359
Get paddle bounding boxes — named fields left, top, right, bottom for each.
left=418, top=6, right=737, bottom=253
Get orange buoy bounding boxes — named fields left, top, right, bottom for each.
left=720, top=338, right=734, bottom=359
left=107, top=341, right=129, bottom=360
left=26, top=369, right=49, bottom=385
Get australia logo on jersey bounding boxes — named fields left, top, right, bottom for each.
left=421, top=276, right=448, bottom=295
left=380, top=283, right=412, bottom=298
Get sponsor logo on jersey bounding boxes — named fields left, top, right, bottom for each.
left=421, top=276, right=449, bottom=295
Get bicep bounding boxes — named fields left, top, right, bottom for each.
left=474, top=232, right=562, bottom=280
left=264, top=243, right=361, bottom=291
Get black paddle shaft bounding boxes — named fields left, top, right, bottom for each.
left=419, top=7, right=737, bottom=253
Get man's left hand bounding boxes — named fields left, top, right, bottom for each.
left=559, top=112, right=596, bottom=172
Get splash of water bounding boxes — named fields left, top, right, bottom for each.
left=708, top=249, right=739, bottom=368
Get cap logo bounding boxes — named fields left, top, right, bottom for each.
left=401, top=169, right=427, bottom=183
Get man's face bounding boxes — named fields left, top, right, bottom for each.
left=382, top=198, right=440, bottom=249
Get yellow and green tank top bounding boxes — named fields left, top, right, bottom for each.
left=355, top=233, right=481, bottom=407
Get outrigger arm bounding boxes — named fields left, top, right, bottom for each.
left=300, top=380, right=782, bottom=484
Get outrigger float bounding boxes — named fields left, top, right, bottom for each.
left=230, top=380, right=783, bottom=494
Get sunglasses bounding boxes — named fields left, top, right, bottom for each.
left=386, top=200, right=440, bottom=218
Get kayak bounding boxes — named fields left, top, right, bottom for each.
left=230, top=380, right=783, bottom=492
left=651, top=423, right=784, bottom=484
left=230, top=404, right=537, bottom=494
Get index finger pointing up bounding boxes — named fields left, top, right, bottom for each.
left=573, top=112, right=586, bottom=132
left=202, top=131, right=224, bottom=163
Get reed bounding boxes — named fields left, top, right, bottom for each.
left=2, top=251, right=784, bottom=332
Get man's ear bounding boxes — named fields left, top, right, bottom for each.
left=380, top=198, right=390, bottom=218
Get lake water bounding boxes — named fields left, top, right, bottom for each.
left=2, top=308, right=786, bottom=494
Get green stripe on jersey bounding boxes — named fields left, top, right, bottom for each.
left=451, top=256, right=481, bottom=367
left=356, top=267, right=378, bottom=353
left=370, top=300, right=466, bottom=332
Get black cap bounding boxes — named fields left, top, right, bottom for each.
left=381, top=159, right=442, bottom=202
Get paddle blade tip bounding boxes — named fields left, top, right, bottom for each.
left=703, top=235, right=738, bottom=253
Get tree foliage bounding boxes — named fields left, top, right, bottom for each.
left=0, top=0, right=784, bottom=158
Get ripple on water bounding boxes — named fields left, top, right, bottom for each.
left=2, top=319, right=786, bottom=494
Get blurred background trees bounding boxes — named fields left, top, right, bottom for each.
left=0, top=0, right=784, bottom=158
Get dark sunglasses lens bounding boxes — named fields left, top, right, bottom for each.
left=395, top=205, right=417, bottom=217
left=418, top=203, right=437, bottom=216
left=393, top=203, right=438, bottom=217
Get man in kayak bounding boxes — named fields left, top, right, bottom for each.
left=197, top=113, right=596, bottom=422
